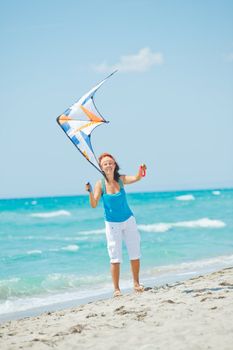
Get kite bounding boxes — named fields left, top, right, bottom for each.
left=57, top=71, right=117, bottom=174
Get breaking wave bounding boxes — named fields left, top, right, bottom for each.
left=175, top=194, right=195, bottom=201
left=138, top=218, right=226, bottom=233
left=30, top=210, right=71, bottom=218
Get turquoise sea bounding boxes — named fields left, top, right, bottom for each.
left=0, top=188, right=233, bottom=321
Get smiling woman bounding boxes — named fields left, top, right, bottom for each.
left=85, top=153, right=147, bottom=297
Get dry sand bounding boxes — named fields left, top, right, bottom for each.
left=0, top=267, right=233, bottom=350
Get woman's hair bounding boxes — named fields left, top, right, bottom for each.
left=98, top=153, right=120, bottom=182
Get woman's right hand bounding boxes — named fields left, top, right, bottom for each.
left=85, top=182, right=92, bottom=193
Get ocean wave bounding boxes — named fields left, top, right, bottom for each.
left=2, top=245, right=80, bottom=261
left=138, top=218, right=226, bottom=233
left=79, top=229, right=105, bottom=235
left=27, top=250, right=42, bottom=255
left=30, top=210, right=71, bottom=218
left=49, top=244, right=80, bottom=253
left=175, top=194, right=195, bottom=201
left=61, top=245, right=79, bottom=252
left=212, top=190, right=221, bottom=196
left=5, top=235, right=87, bottom=242
left=0, top=282, right=113, bottom=317
left=146, top=254, right=233, bottom=277
left=138, top=223, right=170, bottom=233
left=0, top=273, right=110, bottom=303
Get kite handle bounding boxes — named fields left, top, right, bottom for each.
left=139, top=164, right=147, bottom=177
left=86, top=182, right=93, bottom=193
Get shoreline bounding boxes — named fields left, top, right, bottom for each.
left=1, top=259, right=233, bottom=324
left=1, top=267, right=233, bottom=349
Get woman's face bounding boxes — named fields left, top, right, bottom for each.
left=100, top=156, right=116, bottom=175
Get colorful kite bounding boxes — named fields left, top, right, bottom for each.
left=57, top=71, right=117, bottom=174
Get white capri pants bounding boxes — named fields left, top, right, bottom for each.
left=105, top=216, right=141, bottom=263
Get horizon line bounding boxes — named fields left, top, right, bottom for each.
left=0, top=185, right=232, bottom=201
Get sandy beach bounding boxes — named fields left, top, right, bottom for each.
left=0, top=267, right=233, bottom=350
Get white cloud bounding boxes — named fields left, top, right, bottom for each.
left=94, top=48, right=164, bottom=73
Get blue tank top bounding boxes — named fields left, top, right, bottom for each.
left=101, top=178, right=133, bottom=222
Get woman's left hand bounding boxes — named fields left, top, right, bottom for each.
left=139, top=164, right=147, bottom=177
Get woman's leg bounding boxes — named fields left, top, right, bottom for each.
left=111, top=262, right=121, bottom=292
left=130, top=259, right=144, bottom=291
left=130, top=259, right=140, bottom=287
left=124, top=217, right=143, bottom=291
left=105, top=221, right=122, bottom=295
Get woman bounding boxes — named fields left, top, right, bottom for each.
left=85, top=153, right=147, bottom=297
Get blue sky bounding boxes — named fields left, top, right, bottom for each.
left=1, top=0, right=233, bottom=198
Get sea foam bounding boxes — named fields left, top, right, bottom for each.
left=147, top=254, right=233, bottom=277
left=0, top=274, right=112, bottom=315
left=31, top=210, right=71, bottom=218
left=27, top=250, right=42, bottom=255
left=175, top=194, right=195, bottom=201
left=61, top=245, right=79, bottom=252
left=79, top=229, right=106, bottom=235
left=138, top=218, right=226, bottom=233
left=212, top=191, right=221, bottom=196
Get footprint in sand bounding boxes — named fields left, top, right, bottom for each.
left=69, top=324, right=86, bottom=334
left=210, top=306, right=217, bottom=310
left=135, top=311, right=148, bottom=321
left=114, top=305, right=148, bottom=320
left=162, top=299, right=176, bottom=304
left=219, top=281, right=233, bottom=287
left=86, top=313, right=98, bottom=318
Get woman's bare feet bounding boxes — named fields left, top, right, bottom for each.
left=113, top=289, right=122, bottom=297
left=134, top=284, right=144, bottom=293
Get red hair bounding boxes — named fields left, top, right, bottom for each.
left=98, top=153, right=115, bottom=164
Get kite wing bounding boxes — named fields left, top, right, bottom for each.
left=57, top=71, right=117, bottom=174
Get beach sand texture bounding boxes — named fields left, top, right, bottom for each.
left=0, top=267, right=233, bottom=350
